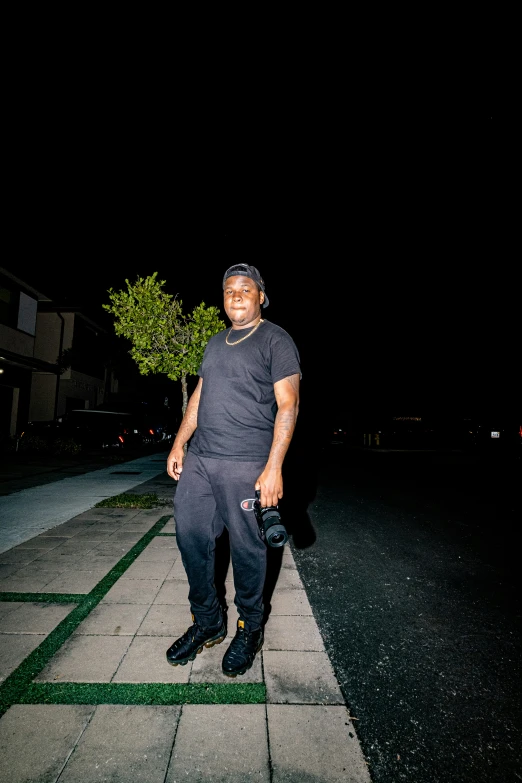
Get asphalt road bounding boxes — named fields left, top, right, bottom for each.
left=283, top=446, right=521, bottom=783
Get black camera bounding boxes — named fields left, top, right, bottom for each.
left=253, top=490, right=288, bottom=548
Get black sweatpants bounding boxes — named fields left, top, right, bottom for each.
left=173, top=451, right=267, bottom=632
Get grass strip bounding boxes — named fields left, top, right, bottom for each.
left=0, top=514, right=171, bottom=717
left=95, top=493, right=170, bottom=509
left=19, top=682, right=266, bottom=705
left=0, top=593, right=85, bottom=604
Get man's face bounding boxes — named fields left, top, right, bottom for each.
left=223, top=275, right=264, bottom=327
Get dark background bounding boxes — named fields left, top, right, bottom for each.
left=6, top=117, right=517, bottom=433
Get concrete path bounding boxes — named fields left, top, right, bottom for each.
left=0, top=460, right=371, bottom=782
left=0, top=453, right=168, bottom=554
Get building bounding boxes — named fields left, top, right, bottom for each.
left=0, top=267, right=117, bottom=440
left=0, top=267, right=55, bottom=438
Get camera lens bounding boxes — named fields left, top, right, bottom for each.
left=266, top=522, right=288, bottom=548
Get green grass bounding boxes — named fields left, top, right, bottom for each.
left=19, top=682, right=266, bottom=705
left=95, top=492, right=170, bottom=509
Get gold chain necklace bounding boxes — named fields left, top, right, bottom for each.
left=226, top=319, right=264, bottom=346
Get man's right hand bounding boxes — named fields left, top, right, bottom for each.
left=166, top=445, right=184, bottom=481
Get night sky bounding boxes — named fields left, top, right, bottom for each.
left=7, top=118, right=517, bottom=429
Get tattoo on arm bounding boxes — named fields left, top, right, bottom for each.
left=267, top=374, right=300, bottom=469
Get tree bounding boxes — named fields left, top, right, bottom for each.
left=103, top=273, right=226, bottom=426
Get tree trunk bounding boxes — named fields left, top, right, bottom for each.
left=181, top=374, right=189, bottom=456
left=181, top=374, right=188, bottom=418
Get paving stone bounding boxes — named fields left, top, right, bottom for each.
left=57, top=704, right=180, bottom=783
left=74, top=553, right=124, bottom=569
left=70, top=510, right=118, bottom=521
left=72, top=523, right=125, bottom=533
left=264, top=651, right=345, bottom=704
left=39, top=569, right=109, bottom=593
left=224, top=604, right=240, bottom=635
left=135, top=544, right=177, bottom=562
left=112, top=636, right=192, bottom=682
left=0, top=704, right=95, bottom=783
left=153, top=579, right=190, bottom=605
left=93, top=538, right=134, bottom=559
left=61, top=529, right=114, bottom=541
left=0, top=572, right=64, bottom=592
left=0, top=564, right=20, bottom=578
left=263, top=615, right=326, bottom=651
left=0, top=601, right=23, bottom=619
left=165, top=704, right=269, bottom=782
left=190, top=644, right=262, bottom=683
left=9, top=562, right=65, bottom=577
left=101, top=578, right=164, bottom=604
left=135, top=507, right=170, bottom=517
left=106, top=510, right=141, bottom=520
left=0, top=601, right=75, bottom=633
left=121, top=558, right=173, bottom=580
left=124, top=509, right=168, bottom=526
left=0, top=633, right=45, bottom=681
left=267, top=704, right=372, bottom=782
left=167, top=558, right=189, bottom=580
left=118, top=521, right=158, bottom=532
left=16, top=535, right=70, bottom=550
left=86, top=546, right=133, bottom=560
left=161, top=519, right=176, bottom=534
left=269, top=589, right=315, bottom=616
left=74, top=603, right=150, bottom=635
left=141, top=536, right=177, bottom=548
left=0, top=549, right=44, bottom=565
left=105, top=531, right=144, bottom=544
left=31, top=552, right=87, bottom=567
left=40, top=523, right=97, bottom=537
left=137, top=603, right=192, bottom=636
left=35, top=634, right=131, bottom=682
left=271, top=566, right=306, bottom=589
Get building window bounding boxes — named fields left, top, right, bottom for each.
left=17, top=292, right=37, bottom=336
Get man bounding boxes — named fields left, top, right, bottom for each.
left=166, top=263, right=301, bottom=677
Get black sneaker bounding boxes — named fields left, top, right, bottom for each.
left=222, top=619, right=264, bottom=677
left=166, top=614, right=226, bottom=666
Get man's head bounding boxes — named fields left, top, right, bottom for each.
left=222, top=264, right=269, bottom=308
left=222, top=264, right=269, bottom=329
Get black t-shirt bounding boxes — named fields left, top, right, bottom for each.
left=189, top=319, right=302, bottom=461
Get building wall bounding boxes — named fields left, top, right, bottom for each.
left=0, top=323, right=36, bottom=358
left=33, top=311, right=74, bottom=363
left=0, top=365, right=33, bottom=436
left=0, top=323, right=36, bottom=438
left=28, top=373, right=57, bottom=422
left=29, top=370, right=106, bottom=421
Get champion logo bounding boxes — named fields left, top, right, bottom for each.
left=240, top=498, right=256, bottom=511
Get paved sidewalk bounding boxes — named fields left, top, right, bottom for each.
left=0, top=452, right=169, bottom=554
left=0, top=467, right=371, bottom=782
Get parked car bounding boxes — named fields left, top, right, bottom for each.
left=61, top=409, right=146, bottom=450
left=24, top=409, right=145, bottom=451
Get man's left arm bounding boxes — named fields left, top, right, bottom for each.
left=256, top=373, right=300, bottom=508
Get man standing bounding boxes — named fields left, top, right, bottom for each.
left=166, top=263, right=301, bottom=677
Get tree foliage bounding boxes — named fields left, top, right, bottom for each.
left=103, top=273, right=226, bottom=419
